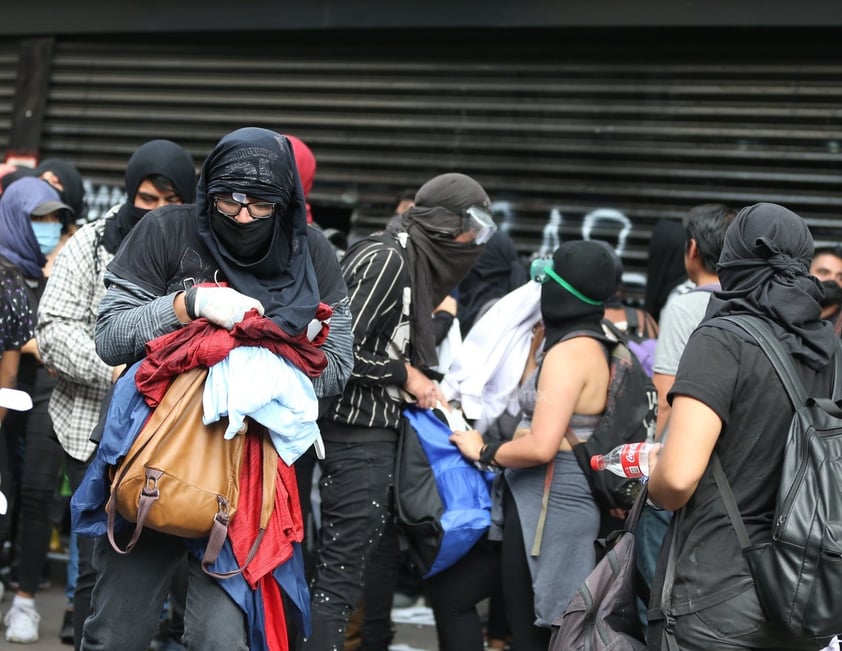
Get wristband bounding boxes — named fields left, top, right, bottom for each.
left=479, top=441, right=503, bottom=469
left=184, top=287, right=198, bottom=320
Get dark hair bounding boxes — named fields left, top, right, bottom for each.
left=146, top=174, right=179, bottom=199
left=394, top=188, right=416, bottom=210
left=683, top=203, right=737, bottom=274
left=813, top=244, right=842, bottom=261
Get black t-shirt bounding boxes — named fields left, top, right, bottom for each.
left=108, top=205, right=346, bottom=307
left=652, top=324, right=835, bottom=613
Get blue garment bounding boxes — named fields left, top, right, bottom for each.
left=203, top=346, right=320, bottom=465
left=186, top=538, right=311, bottom=651
left=70, top=361, right=151, bottom=537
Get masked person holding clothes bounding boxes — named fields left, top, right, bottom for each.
left=0, top=177, right=74, bottom=644
left=306, top=173, right=496, bottom=651
left=81, top=127, right=352, bottom=651
left=646, top=203, right=838, bottom=650
left=36, top=139, right=196, bottom=649
left=450, top=240, right=618, bottom=651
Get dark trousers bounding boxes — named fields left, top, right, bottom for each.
left=361, top=514, right=402, bottom=651
left=10, top=366, right=63, bottom=595
left=303, top=437, right=396, bottom=651
left=647, top=585, right=818, bottom=651
left=425, top=539, right=500, bottom=651
left=81, top=529, right=247, bottom=651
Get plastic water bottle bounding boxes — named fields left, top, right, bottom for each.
left=590, top=442, right=661, bottom=478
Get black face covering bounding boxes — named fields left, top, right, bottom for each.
left=382, top=172, right=491, bottom=370
left=194, top=127, right=319, bottom=336
left=128, top=204, right=150, bottom=224
left=102, top=140, right=196, bottom=254
left=706, top=202, right=837, bottom=369
left=820, top=280, right=842, bottom=308
left=210, top=210, right=275, bottom=261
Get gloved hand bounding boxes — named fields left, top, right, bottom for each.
left=184, top=286, right=264, bottom=330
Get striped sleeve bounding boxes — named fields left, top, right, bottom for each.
left=343, top=242, right=408, bottom=387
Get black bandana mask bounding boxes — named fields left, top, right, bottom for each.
left=210, top=210, right=275, bottom=261
left=820, top=279, right=842, bottom=308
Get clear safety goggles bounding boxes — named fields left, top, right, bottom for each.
left=529, top=257, right=602, bottom=306
left=461, top=205, right=497, bottom=245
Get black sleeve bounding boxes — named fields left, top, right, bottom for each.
left=668, top=327, right=740, bottom=426
left=106, top=206, right=188, bottom=296
left=432, top=310, right=455, bottom=345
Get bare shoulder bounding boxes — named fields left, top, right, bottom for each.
left=542, top=335, right=608, bottom=382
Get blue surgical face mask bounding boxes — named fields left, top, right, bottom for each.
left=31, top=221, right=62, bottom=255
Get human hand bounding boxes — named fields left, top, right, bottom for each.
left=185, top=286, right=264, bottom=330
left=403, top=364, right=447, bottom=409
left=448, top=428, right=485, bottom=462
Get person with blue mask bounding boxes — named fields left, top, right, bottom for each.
left=0, top=176, right=75, bottom=644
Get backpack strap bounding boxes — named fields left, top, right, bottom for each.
left=710, top=452, right=750, bottom=550
left=715, top=315, right=809, bottom=407
left=622, top=305, right=640, bottom=335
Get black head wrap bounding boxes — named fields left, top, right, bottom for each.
left=195, top=127, right=319, bottom=336
left=457, top=230, right=528, bottom=335
left=541, top=240, right=617, bottom=350
left=385, top=172, right=490, bottom=369
left=644, top=219, right=688, bottom=321
left=706, top=202, right=837, bottom=369
left=102, top=140, right=196, bottom=254
left=592, top=240, right=624, bottom=308
left=34, top=159, right=86, bottom=225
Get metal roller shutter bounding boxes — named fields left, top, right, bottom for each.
left=38, top=31, right=842, bottom=284
left=0, top=41, right=21, bottom=155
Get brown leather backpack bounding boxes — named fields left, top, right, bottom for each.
left=105, top=366, right=276, bottom=577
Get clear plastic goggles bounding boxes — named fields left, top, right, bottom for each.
left=462, top=205, right=497, bottom=245
left=530, top=257, right=602, bottom=306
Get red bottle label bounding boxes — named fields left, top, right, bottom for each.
left=619, top=442, right=645, bottom=478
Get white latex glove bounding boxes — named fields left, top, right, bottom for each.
left=186, top=286, right=264, bottom=330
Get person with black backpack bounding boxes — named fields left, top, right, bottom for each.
left=646, top=202, right=838, bottom=650
left=449, top=240, right=624, bottom=651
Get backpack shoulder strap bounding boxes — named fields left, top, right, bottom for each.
left=623, top=304, right=640, bottom=333
left=710, top=315, right=808, bottom=408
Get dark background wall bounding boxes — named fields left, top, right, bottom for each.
left=2, top=3, right=842, bottom=294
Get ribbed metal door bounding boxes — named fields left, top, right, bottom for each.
left=38, top=32, right=842, bottom=280
left=0, top=42, right=21, bottom=155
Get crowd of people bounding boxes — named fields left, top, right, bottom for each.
left=0, top=127, right=840, bottom=651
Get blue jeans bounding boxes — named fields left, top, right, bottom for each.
left=303, top=438, right=396, bottom=651
left=81, top=529, right=247, bottom=651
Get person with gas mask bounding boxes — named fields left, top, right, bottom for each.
left=809, top=245, right=842, bottom=336
left=80, top=127, right=352, bottom=651
left=0, top=176, right=75, bottom=644
left=35, top=139, right=196, bottom=649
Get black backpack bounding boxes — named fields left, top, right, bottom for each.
left=569, top=324, right=658, bottom=513
left=684, top=314, right=842, bottom=638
